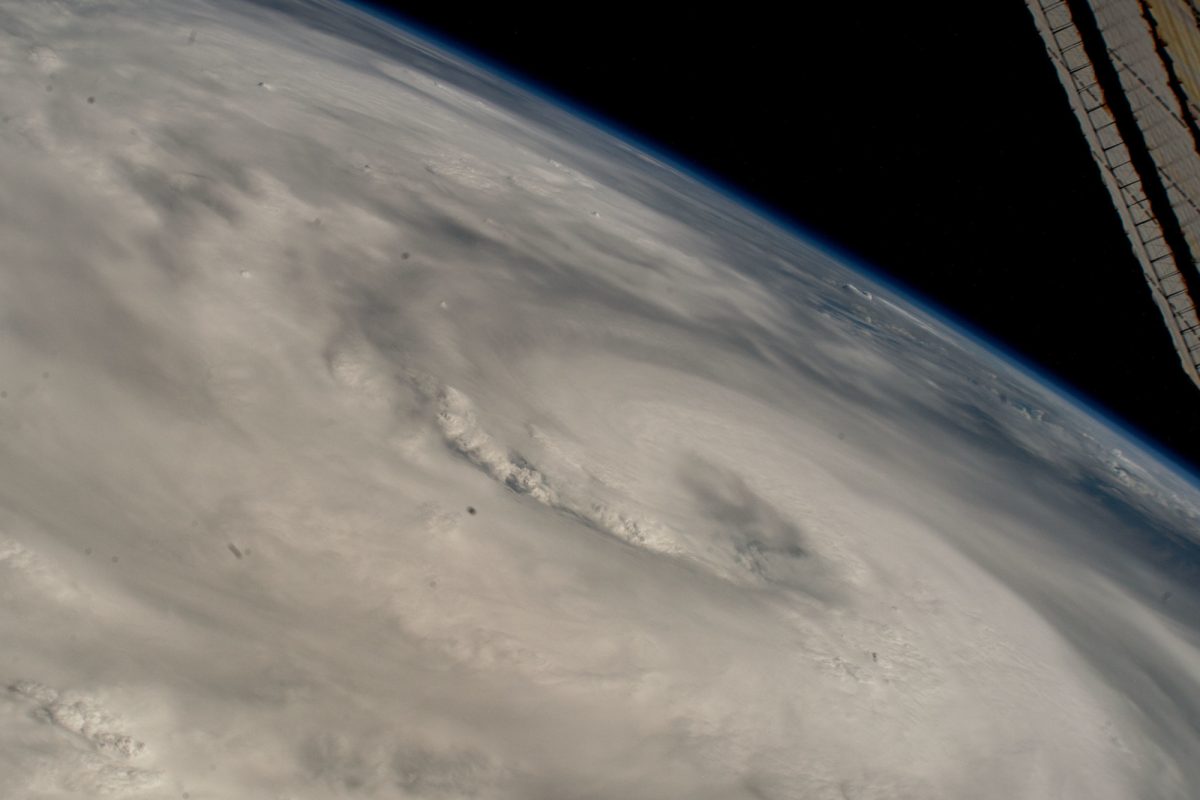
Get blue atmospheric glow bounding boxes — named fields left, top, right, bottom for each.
left=343, top=0, right=1199, bottom=484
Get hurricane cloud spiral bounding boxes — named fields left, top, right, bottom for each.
left=0, top=1, right=1198, bottom=798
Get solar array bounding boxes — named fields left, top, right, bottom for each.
left=1029, top=0, right=1200, bottom=388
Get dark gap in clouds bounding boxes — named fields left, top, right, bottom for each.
left=681, top=461, right=809, bottom=560
left=678, top=459, right=841, bottom=600
left=152, top=124, right=259, bottom=196
left=113, top=158, right=243, bottom=228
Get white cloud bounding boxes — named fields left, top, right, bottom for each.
left=0, top=1, right=1196, bottom=797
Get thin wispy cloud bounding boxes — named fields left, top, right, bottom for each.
left=0, top=1, right=1196, bottom=798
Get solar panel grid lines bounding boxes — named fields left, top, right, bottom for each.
left=1029, top=0, right=1200, bottom=388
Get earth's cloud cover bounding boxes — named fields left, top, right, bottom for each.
left=0, top=1, right=1198, bottom=798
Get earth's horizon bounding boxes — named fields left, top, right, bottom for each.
left=1, top=1, right=1198, bottom=798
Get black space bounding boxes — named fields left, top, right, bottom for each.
left=380, top=3, right=1200, bottom=473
